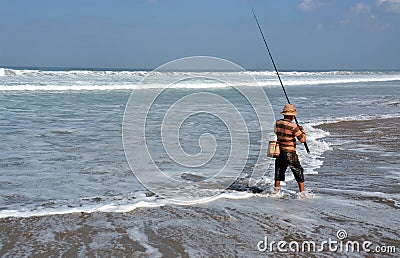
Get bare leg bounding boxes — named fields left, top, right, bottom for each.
left=298, top=182, right=304, bottom=192
left=274, top=181, right=281, bottom=192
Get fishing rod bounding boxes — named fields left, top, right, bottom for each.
left=252, top=9, right=310, bottom=154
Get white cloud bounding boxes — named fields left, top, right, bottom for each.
left=351, top=3, right=373, bottom=15
left=341, top=2, right=390, bottom=31
left=299, top=0, right=335, bottom=11
left=377, top=0, right=400, bottom=13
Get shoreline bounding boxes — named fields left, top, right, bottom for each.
left=1, top=117, right=399, bottom=257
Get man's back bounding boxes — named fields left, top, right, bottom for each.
left=275, top=119, right=306, bottom=152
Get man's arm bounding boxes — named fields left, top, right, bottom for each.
left=294, top=125, right=306, bottom=143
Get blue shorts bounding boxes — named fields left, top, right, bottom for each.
left=274, top=152, right=304, bottom=182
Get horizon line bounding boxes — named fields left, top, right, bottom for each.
left=1, top=65, right=400, bottom=72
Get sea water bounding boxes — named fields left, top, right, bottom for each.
left=0, top=68, right=399, bottom=217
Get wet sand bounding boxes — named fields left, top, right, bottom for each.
left=1, top=118, right=399, bottom=257
left=314, top=118, right=400, bottom=195
left=316, top=117, right=400, bottom=154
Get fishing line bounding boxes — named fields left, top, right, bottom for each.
left=252, top=9, right=310, bottom=154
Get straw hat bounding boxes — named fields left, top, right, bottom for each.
left=281, top=104, right=298, bottom=116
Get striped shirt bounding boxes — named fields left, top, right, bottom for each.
left=275, top=119, right=306, bottom=152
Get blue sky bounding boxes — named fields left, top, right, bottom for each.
left=1, top=0, right=399, bottom=70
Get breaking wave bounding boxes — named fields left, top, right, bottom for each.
left=1, top=67, right=400, bottom=91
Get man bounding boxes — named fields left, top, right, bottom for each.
left=274, top=104, right=306, bottom=194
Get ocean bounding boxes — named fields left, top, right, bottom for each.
left=0, top=63, right=399, bottom=256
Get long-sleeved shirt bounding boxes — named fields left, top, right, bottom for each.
left=274, top=119, right=306, bottom=152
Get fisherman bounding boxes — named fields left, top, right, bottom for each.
left=274, top=104, right=307, bottom=194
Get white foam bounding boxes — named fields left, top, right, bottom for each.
left=291, top=122, right=333, bottom=176
left=0, top=191, right=257, bottom=218
left=126, top=225, right=162, bottom=257
left=0, top=68, right=150, bottom=77
left=318, top=188, right=400, bottom=205
left=308, top=113, right=400, bottom=127
left=0, top=82, right=234, bottom=91
left=0, top=196, right=165, bottom=218
left=0, top=84, right=138, bottom=91
left=0, top=188, right=260, bottom=218
left=1, top=68, right=400, bottom=91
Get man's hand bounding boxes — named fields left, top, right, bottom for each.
left=298, top=125, right=306, bottom=133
